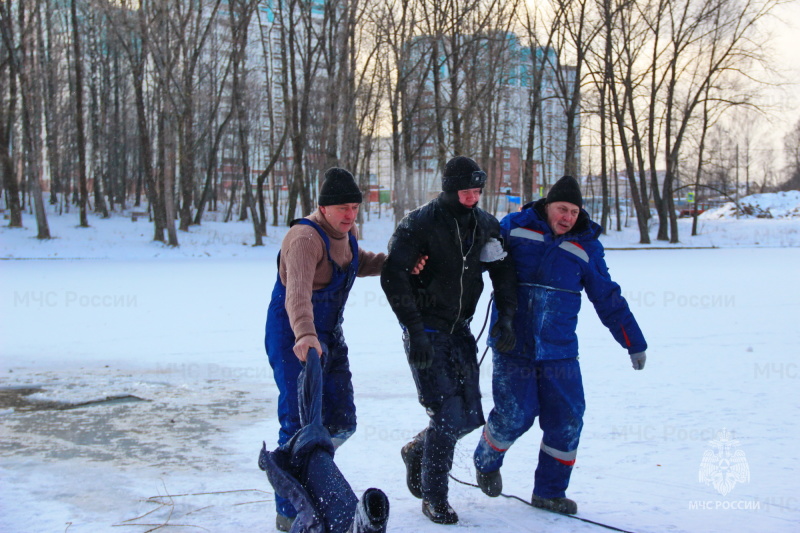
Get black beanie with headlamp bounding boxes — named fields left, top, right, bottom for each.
left=441, top=156, right=487, bottom=193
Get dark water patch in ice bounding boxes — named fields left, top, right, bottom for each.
left=0, top=386, right=147, bottom=412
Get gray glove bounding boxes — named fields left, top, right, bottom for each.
left=480, top=237, right=508, bottom=262
left=630, top=352, right=646, bottom=370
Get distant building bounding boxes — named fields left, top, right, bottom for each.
left=382, top=32, right=580, bottom=204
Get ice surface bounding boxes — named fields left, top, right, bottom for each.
left=1, top=201, right=799, bottom=532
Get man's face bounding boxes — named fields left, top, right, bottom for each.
left=320, top=203, right=359, bottom=232
left=457, top=188, right=482, bottom=208
left=546, top=201, right=580, bottom=235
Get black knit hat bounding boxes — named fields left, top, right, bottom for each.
left=442, top=156, right=487, bottom=192
left=318, top=167, right=362, bottom=206
left=546, top=175, right=583, bottom=208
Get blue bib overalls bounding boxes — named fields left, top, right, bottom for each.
left=265, top=219, right=359, bottom=518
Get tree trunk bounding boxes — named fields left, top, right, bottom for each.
left=71, top=0, right=89, bottom=227
left=162, top=113, right=179, bottom=247
left=230, top=0, right=261, bottom=244
left=87, top=16, right=109, bottom=218
left=0, top=6, right=22, bottom=227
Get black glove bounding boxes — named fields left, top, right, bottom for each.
left=406, top=324, right=434, bottom=370
left=490, top=315, right=516, bottom=353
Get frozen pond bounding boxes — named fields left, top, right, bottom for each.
left=1, top=247, right=799, bottom=532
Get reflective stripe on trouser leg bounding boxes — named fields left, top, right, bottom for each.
left=533, top=358, right=584, bottom=499
left=534, top=446, right=577, bottom=499
left=540, top=441, right=577, bottom=466
left=475, top=351, right=540, bottom=473
left=474, top=425, right=513, bottom=473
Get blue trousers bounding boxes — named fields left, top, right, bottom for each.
left=267, top=340, right=356, bottom=517
left=474, top=353, right=585, bottom=499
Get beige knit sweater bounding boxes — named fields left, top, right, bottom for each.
left=278, top=209, right=386, bottom=342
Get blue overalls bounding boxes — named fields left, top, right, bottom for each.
left=265, top=218, right=359, bottom=519
left=474, top=201, right=644, bottom=500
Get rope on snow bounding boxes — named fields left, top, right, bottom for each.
left=449, top=474, right=640, bottom=533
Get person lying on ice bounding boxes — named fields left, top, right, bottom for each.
left=380, top=156, right=518, bottom=524
left=264, top=167, right=423, bottom=531
left=473, top=175, right=648, bottom=515
left=259, top=348, right=390, bottom=533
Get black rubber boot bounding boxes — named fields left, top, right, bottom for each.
left=351, top=488, right=390, bottom=533
left=422, top=500, right=459, bottom=524
left=531, top=494, right=578, bottom=515
left=400, top=431, right=425, bottom=499
left=476, top=468, right=502, bottom=497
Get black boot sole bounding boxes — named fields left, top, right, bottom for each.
left=422, top=501, right=459, bottom=524
left=530, top=495, right=578, bottom=515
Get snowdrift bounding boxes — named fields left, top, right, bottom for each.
left=700, top=190, right=800, bottom=220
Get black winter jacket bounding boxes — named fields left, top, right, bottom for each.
left=381, top=195, right=517, bottom=334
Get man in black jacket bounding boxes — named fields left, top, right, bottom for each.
left=381, top=156, right=517, bottom=524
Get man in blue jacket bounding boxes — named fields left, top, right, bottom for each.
left=473, top=175, right=648, bottom=515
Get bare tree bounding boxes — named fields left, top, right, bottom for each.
left=68, top=0, right=91, bottom=228
left=174, top=0, right=222, bottom=231
left=277, top=0, right=326, bottom=222
left=16, top=0, right=50, bottom=237
left=518, top=3, right=558, bottom=204
left=780, top=118, right=800, bottom=190
left=86, top=5, right=110, bottom=218
left=345, top=0, right=386, bottom=231
left=103, top=0, right=169, bottom=241
left=228, top=0, right=262, bottom=244
left=550, top=0, right=600, bottom=177
left=255, top=6, right=289, bottom=230
left=0, top=1, right=23, bottom=227
left=419, top=0, right=500, bottom=167
left=150, top=1, right=181, bottom=246
left=372, top=0, right=436, bottom=220
left=660, top=0, right=781, bottom=243
left=193, top=56, right=234, bottom=225
left=592, top=0, right=652, bottom=242
left=40, top=0, right=64, bottom=209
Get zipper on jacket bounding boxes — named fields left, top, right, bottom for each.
left=452, top=214, right=477, bottom=334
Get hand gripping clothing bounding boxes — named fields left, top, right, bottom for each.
left=265, top=218, right=359, bottom=518
left=477, top=199, right=647, bottom=499
left=259, top=348, right=390, bottom=533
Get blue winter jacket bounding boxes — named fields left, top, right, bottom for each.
left=490, top=199, right=647, bottom=361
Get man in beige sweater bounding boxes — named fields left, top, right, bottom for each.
left=264, top=167, right=406, bottom=531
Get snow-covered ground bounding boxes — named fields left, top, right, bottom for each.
left=1, top=196, right=799, bottom=532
